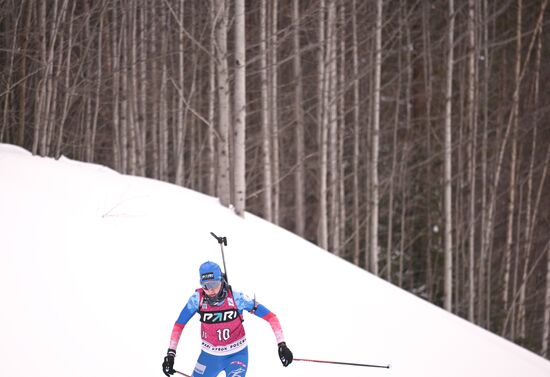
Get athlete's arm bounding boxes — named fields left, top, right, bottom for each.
left=234, top=291, right=285, bottom=344
left=169, top=291, right=200, bottom=350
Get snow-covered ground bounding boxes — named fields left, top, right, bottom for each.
left=1, top=143, right=549, bottom=377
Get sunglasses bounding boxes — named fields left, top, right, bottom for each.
left=202, top=280, right=222, bottom=290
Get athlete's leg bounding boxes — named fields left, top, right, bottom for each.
left=224, top=347, right=249, bottom=377
left=192, top=351, right=223, bottom=377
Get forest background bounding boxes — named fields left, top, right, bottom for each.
left=1, top=0, right=550, bottom=360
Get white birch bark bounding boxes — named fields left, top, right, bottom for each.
left=318, top=0, right=328, bottom=250
left=83, top=1, right=92, bottom=161
left=45, top=0, right=66, bottom=157
left=175, top=0, right=186, bottom=186
left=421, top=0, right=435, bottom=300
left=56, top=1, right=76, bottom=157
left=292, top=0, right=306, bottom=237
left=271, top=0, right=280, bottom=225
left=127, top=1, right=137, bottom=175
left=120, top=10, right=129, bottom=174
left=89, top=8, right=103, bottom=163
left=41, top=0, right=67, bottom=156
left=479, top=0, right=490, bottom=327
left=260, top=0, right=273, bottom=221
left=327, top=0, right=339, bottom=255
left=444, top=0, right=455, bottom=312
left=370, top=0, right=382, bottom=275
left=159, top=6, right=169, bottom=181
left=351, top=0, right=360, bottom=265
left=150, top=3, right=159, bottom=179
left=233, top=0, right=246, bottom=216
left=503, top=0, right=522, bottom=319
left=208, top=0, right=216, bottom=195
left=338, top=1, right=346, bottom=257
left=17, top=0, right=33, bottom=146
left=401, top=0, right=413, bottom=288
left=467, top=0, right=478, bottom=323
left=111, top=3, right=121, bottom=171
left=158, top=37, right=169, bottom=181
left=32, top=0, right=47, bottom=155
left=138, top=0, right=147, bottom=176
left=214, top=0, right=231, bottom=207
left=387, top=2, right=404, bottom=282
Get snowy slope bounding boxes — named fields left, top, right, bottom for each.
left=1, top=143, right=549, bottom=377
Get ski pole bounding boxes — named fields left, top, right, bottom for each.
left=210, top=232, right=228, bottom=282
left=174, top=369, right=192, bottom=377
left=294, top=358, right=390, bottom=369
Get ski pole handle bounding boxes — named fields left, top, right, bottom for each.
left=210, top=232, right=227, bottom=246
left=210, top=232, right=229, bottom=283
left=294, top=358, right=390, bottom=369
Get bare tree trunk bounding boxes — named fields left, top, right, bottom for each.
left=47, top=1, right=68, bottom=157
left=421, top=0, right=435, bottom=301
left=399, top=0, right=413, bottom=288
left=175, top=0, right=186, bottom=186
left=542, top=240, right=550, bottom=357
left=214, top=0, right=231, bottom=207
left=338, top=1, right=346, bottom=258
left=150, top=3, right=159, bottom=179
left=317, top=0, right=328, bottom=250
left=188, top=1, right=198, bottom=190
left=83, top=1, right=93, bottom=161
left=503, top=0, right=522, bottom=322
left=370, top=0, right=382, bottom=275
left=233, top=0, right=246, bottom=216
left=120, top=6, right=130, bottom=174
left=17, top=0, right=33, bottom=145
left=111, top=2, right=121, bottom=171
left=137, top=0, right=147, bottom=176
left=208, top=0, right=217, bottom=196
left=159, top=9, right=169, bottom=181
left=466, top=0, right=478, bottom=323
left=271, top=0, right=280, bottom=225
left=387, top=1, right=406, bottom=282
left=398, top=159, right=408, bottom=288
left=56, top=1, right=77, bottom=158
left=33, top=0, right=47, bottom=155
left=88, top=8, right=103, bottom=163
left=351, top=0, right=360, bottom=266
left=260, top=0, right=272, bottom=220
left=40, top=0, right=68, bottom=156
left=292, top=0, right=306, bottom=238
left=478, top=0, right=490, bottom=327
left=327, top=0, right=339, bottom=255
left=127, top=1, right=138, bottom=175
left=363, top=43, right=373, bottom=272
left=444, top=0, right=455, bottom=312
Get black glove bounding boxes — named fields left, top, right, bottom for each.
left=278, top=342, right=293, bottom=367
left=162, top=349, right=176, bottom=376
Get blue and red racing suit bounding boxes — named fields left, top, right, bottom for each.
left=168, top=286, right=285, bottom=377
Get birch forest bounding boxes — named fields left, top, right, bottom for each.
left=2, top=0, right=550, bottom=359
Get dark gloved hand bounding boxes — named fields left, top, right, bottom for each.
left=278, top=342, right=293, bottom=366
left=162, top=348, right=176, bottom=376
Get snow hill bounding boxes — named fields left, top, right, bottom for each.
left=1, top=143, right=549, bottom=377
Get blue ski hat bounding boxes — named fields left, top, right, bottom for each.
left=199, top=261, right=223, bottom=284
